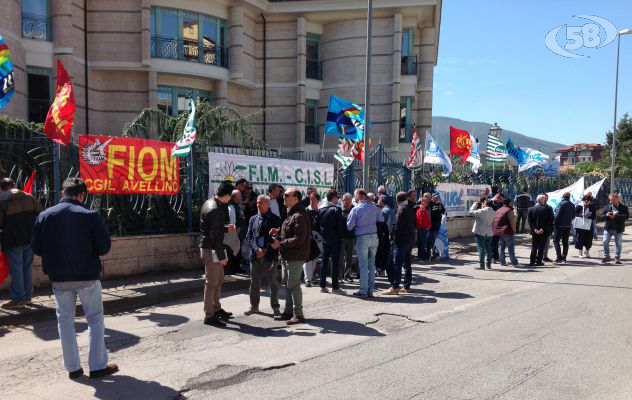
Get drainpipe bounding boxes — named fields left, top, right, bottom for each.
left=261, top=13, right=266, bottom=143
left=84, top=0, right=89, bottom=132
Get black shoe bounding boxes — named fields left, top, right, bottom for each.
left=274, top=312, right=293, bottom=321
left=367, top=291, right=374, bottom=298
left=352, top=291, right=368, bottom=298
left=216, top=309, right=233, bottom=320
left=69, top=368, right=84, bottom=380
left=543, top=257, right=553, bottom=262
left=554, top=259, right=564, bottom=265
left=89, top=364, right=119, bottom=379
left=602, top=256, right=612, bottom=264
left=204, top=315, right=227, bottom=327
left=536, top=262, right=545, bottom=266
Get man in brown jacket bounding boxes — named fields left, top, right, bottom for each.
left=0, top=178, right=43, bottom=309
left=492, top=198, right=519, bottom=267
left=271, top=187, right=311, bottom=325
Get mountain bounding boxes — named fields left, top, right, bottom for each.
left=431, top=116, right=566, bottom=158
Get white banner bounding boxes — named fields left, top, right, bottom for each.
left=436, top=183, right=492, bottom=217
left=208, top=152, right=335, bottom=199
left=582, top=178, right=606, bottom=203
left=546, top=177, right=584, bottom=209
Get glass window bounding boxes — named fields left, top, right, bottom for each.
left=305, top=99, right=319, bottom=144
left=399, top=96, right=413, bottom=142
left=151, top=7, right=228, bottom=68
left=157, top=85, right=212, bottom=116
left=22, top=0, right=50, bottom=41
left=27, top=67, right=51, bottom=123
left=306, top=33, right=321, bottom=80
left=402, top=29, right=414, bottom=57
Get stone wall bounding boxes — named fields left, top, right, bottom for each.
left=0, top=233, right=202, bottom=291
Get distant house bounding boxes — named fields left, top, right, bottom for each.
left=556, top=143, right=603, bottom=170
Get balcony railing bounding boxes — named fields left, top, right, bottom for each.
left=306, top=59, right=322, bottom=80
left=401, top=55, right=418, bottom=76
left=305, top=124, right=320, bottom=144
left=151, top=36, right=229, bottom=68
left=399, top=122, right=414, bottom=143
left=22, top=13, right=50, bottom=41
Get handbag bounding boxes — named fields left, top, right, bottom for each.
left=306, top=238, right=321, bottom=262
left=573, top=206, right=592, bottom=230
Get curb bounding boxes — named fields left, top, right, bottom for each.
left=0, top=277, right=251, bottom=327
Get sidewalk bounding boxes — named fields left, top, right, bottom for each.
left=0, top=269, right=250, bottom=326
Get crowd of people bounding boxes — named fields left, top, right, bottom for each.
left=0, top=176, right=629, bottom=380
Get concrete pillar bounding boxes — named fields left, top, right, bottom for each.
left=50, top=0, right=76, bottom=132
left=296, top=16, right=307, bottom=150
left=416, top=27, right=436, bottom=136
left=228, top=7, right=244, bottom=80
left=141, top=0, right=151, bottom=67
left=390, top=13, right=403, bottom=151
left=148, top=70, right=157, bottom=108
left=214, top=79, right=228, bottom=106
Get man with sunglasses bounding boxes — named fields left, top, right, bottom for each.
left=271, top=187, right=311, bottom=325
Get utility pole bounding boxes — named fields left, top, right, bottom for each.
left=362, top=0, right=373, bottom=190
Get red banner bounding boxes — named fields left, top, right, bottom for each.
left=79, top=135, right=180, bottom=195
left=44, top=60, right=75, bottom=146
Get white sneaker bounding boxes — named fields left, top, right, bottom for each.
left=578, top=250, right=585, bottom=258
left=584, top=249, right=591, bottom=258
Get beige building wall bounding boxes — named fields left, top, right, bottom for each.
left=1, top=0, right=441, bottom=157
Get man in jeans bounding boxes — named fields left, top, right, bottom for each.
left=243, top=195, right=281, bottom=316
left=339, top=193, right=356, bottom=282
left=32, top=178, right=117, bottom=379
left=492, top=198, right=520, bottom=266
left=552, top=192, right=576, bottom=264
left=0, top=178, right=43, bottom=309
left=346, top=188, right=384, bottom=298
left=200, top=181, right=237, bottom=328
left=601, top=193, right=629, bottom=264
left=317, top=190, right=345, bottom=294
left=426, top=194, right=446, bottom=260
left=384, top=192, right=416, bottom=295
left=271, top=187, right=311, bottom=325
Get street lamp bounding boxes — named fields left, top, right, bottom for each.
left=610, top=28, right=632, bottom=193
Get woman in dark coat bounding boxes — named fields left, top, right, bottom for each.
left=575, top=194, right=597, bottom=258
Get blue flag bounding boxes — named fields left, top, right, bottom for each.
left=325, top=95, right=365, bottom=141
left=505, top=137, right=527, bottom=165
left=424, top=131, right=452, bottom=176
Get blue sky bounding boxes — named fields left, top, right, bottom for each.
left=433, top=0, right=632, bottom=146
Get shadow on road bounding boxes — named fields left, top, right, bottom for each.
left=222, top=320, right=316, bottom=338
left=135, top=312, right=190, bottom=327
left=78, top=374, right=183, bottom=400
left=305, top=318, right=385, bottom=337
left=30, top=322, right=140, bottom=352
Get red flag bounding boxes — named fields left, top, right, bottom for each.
left=23, top=170, right=36, bottom=195
left=449, top=126, right=473, bottom=164
left=353, top=140, right=364, bottom=164
left=44, top=60, right=75, bottom=146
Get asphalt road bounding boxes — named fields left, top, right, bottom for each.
left=1, top=232, right=631, bottom=400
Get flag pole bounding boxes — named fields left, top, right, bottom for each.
left=53, top=143, right=61, bottom=204
left=362, top=0, right=373, bottom=191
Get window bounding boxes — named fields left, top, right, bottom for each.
left=27, top=67, right=51, bottom=123
left=306, top=33, right=322, bottom=80
left=401, top=28, right=417, bottom=75
left=399, top=96, right=413, bottom=142
left=305, top=99, right=319, bottom=144
left=151, top=7, right=228, bottom=68
left=22, top=0, right=50, bottom=41
left=157, top=85, right=212, bottom=117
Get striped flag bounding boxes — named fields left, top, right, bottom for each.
left=171, top=99, right=197, bottom=157
left=486, top=133, right=508, bottom=163
left=334, top=138, right=355, bottom=169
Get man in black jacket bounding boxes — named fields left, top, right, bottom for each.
left=426, top=193, right=446, bottom=261
left=32, top=178, right=117, bottom=380
left=514, top=189, right=532, bottom=233
left=317, top=190, right=346, bottom=294
left=553, top=192, right=576, bottom=264
left=200, top=181, right=237, bottom=327
left=383, top=192, right=417, bottom=294
left=601, top=193, right=629, bottom=264
left=243, top=195, right=281, bottom=316
left=528, top=194, right=554, bottom=266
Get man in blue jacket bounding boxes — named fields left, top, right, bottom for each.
left=243, top=195, right=281, bottom=316
left=32, top=178, right=117, bottom=380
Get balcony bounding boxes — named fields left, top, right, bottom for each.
left=305, top=124, right=321, bottom=144
left=401, top=55, right=418, bottom=76
left=306, top=59, right=322, bottom=80
left=151, top=36, right=229, bottom=68
left=22, top=13, right=50, bottom=41
left=399, top=122, right=413, bottom=143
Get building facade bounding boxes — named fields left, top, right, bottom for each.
left=1, top=0, right=441, bottom=155
left=556, top=143, right=603, bottom=170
